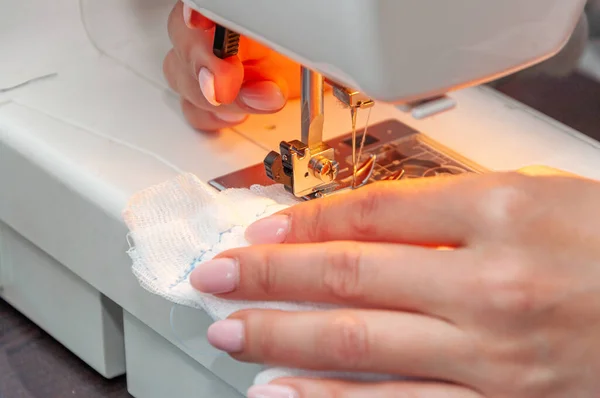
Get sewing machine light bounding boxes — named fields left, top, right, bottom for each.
left=209, top=22, right=455, bottom=200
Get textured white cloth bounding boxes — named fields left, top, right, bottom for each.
left=122, top=173, right=399, bottom=385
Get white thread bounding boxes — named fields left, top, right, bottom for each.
left=0, top=73, right=58, bottom=93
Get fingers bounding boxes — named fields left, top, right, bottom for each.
left=245, top=175, right=486, bottom=247
left=180, top=99, right=247, bottom=131
left=168, top=1, right=244, bottom=104
left=206, top=309, right=469, bottom=383
left=182, top=3, right=214, bottom=30
left=248, top=379, right=482, bottom=398
left=244, top=171, right=574, bottom=247
left=166, top=1, right=296, bottom=114
left=163, top=49, right=251, bottom=125
left=163, top=49, right=212, bottom=110
left=191, top=242, right=473, bottom=318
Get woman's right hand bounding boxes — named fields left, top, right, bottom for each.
left=163, top=1, right=301, bottom=132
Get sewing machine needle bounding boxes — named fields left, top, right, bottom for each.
left=356, top=107, right=372, bottom=174
left=350, top=107, right=358, bottom=188
left=350, top=106, right=373, bottom=189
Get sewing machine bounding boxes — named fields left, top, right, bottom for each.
left=188, top=0, right=589, bottom=198
left=1, top=1, right=599, bottom=397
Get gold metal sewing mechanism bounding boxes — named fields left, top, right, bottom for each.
left=264, top=68, right=377, bottom=199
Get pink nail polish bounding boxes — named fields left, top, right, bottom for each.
left=183, top=4, right=193, bottom=28
left=207, top=320, right=244, bottom=353
left=190, top=258, right=239, bottom=294
left=183, top=4, right=213, bottom=29
left=245, top=215, right=290, bottom=244
left=247, top=385, right=299, bottom=398
left=214, top=112, right=247, bottom=124
left=240, top=81, right=286, bottom=111
left=199, top=68, right=220, bottom=106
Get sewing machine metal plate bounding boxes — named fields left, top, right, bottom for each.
left=208, top=119, right=486, bottom=193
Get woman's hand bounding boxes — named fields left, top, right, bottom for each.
left=163, top=2, right=301, bottom=131
left=190, top=168, right=600, bottom=398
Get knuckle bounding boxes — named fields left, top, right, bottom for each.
left=479, top=173, right=534, bottom=231
left=299, top=200, right=327, bottom=242
left=246, top=312, right=301, bottom=363
left=477, top=255, right=538, bottom=316
left=322, top=243, right=366, bottom=301
left=319, top=313, right=371, bottom=369
left=254, top=252, right=279, bottom=296
left=349, top=185, right=390, bottom=238
left=482, top=337, right=534, bottom=367
left=291, top=184, right=395, bottom=242
left=483, top=344, right=552, bottom=395
left=515, top=366, right=557, bottom=396
left=254, top=316, right=280, bottom=360
left=469, top=335, right=549, bottom=395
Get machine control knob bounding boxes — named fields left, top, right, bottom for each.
left=264, top=150, right=283, bottom=182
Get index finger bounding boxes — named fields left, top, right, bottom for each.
left=245, top=172, right=525, bottom=247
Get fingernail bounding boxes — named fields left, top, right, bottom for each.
left=245, top=215, right=290, bottom=244
left=183, top=4, right=194, bottom=28
left=199, top=68, right=220, bottom=106
left=240, top=81, right=286, bottom=111
left=183, top=4, right=213, bottom=29
left=190, top=258, right=239, bottom=294
left=207, top=320, right=244, bottom=353
left=214, top=112, right=247, bottom=124
left=247, top=385, right=299, bottom=398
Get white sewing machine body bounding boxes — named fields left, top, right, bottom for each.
left=188, top=0, right=586, bottom=103
left=1, top=1, right=600, bottom=397
left=190, top=0, right=589, bottom=200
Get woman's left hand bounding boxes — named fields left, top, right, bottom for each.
left=190, top=168, right=600, bottom=398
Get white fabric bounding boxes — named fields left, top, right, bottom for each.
left=123, top=173, right=400, bottom=385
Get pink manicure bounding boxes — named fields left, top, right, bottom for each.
left=214, top=112, right=247, bottom=124
left=183, top=4, right=213, bottom=29
left=245, top=215, right=290, bottom=244
left=190, top=258, right=239, bottom=294
left=207, top=320, right=245, bottom=353
left=240, top=81, right=286, bottom=111
left=247, top=385, right=299, bottom=398
left=199, top=68, right=220, bottom=106
left=182, top=4, right=194, bottom=28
